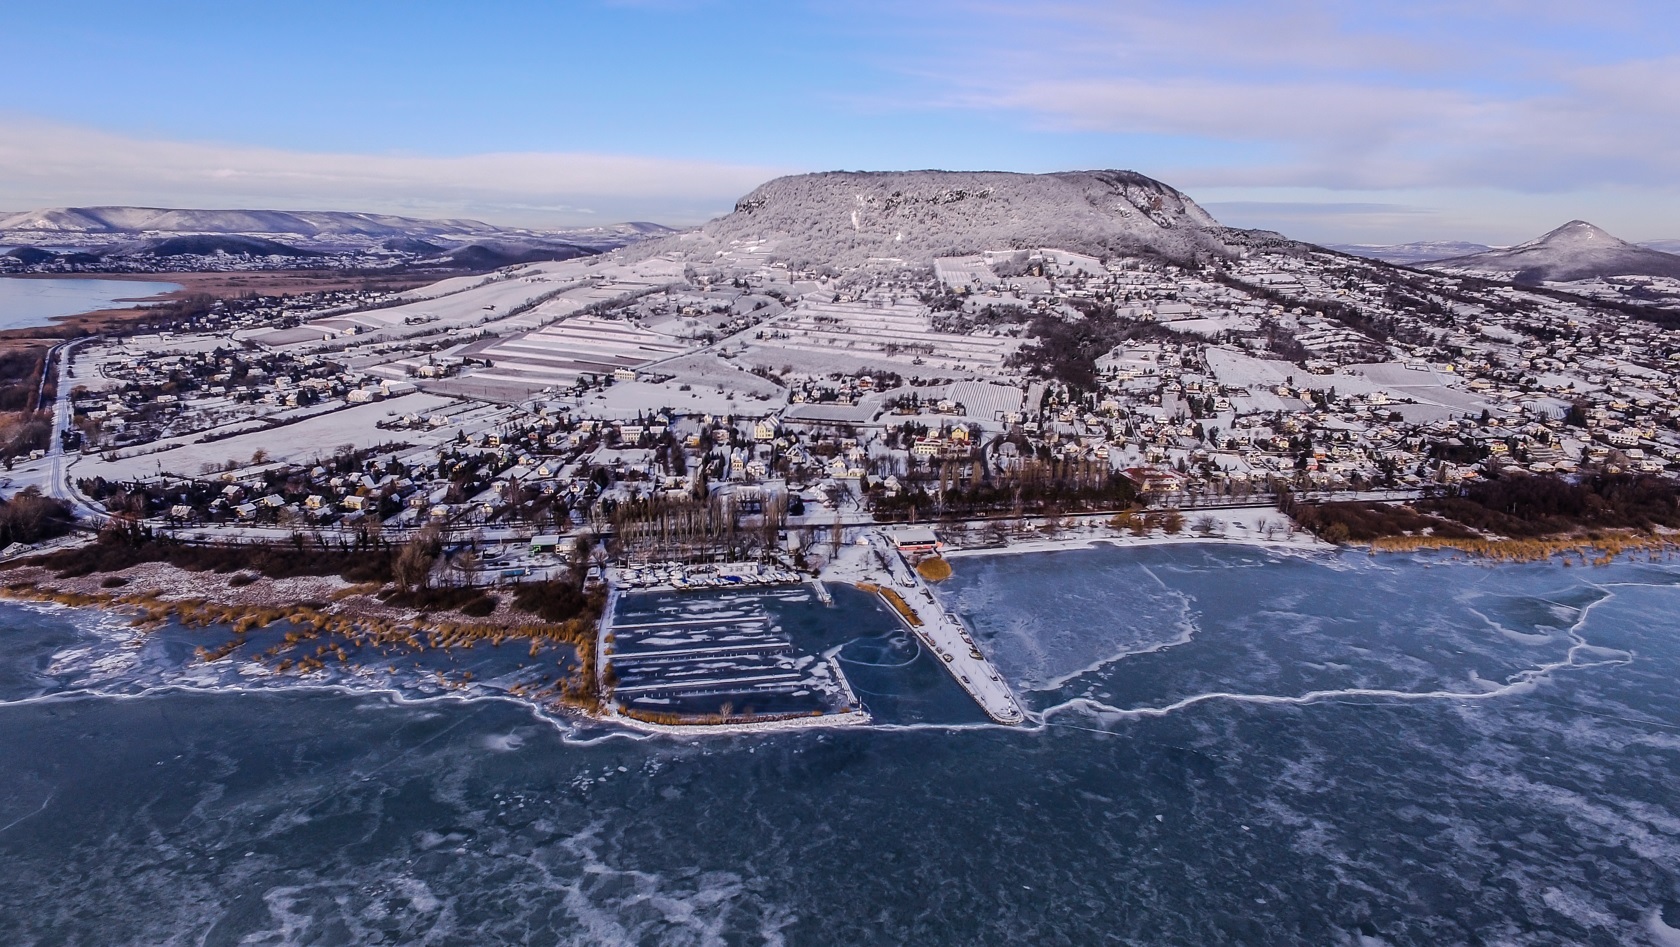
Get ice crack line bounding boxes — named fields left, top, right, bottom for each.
left=1038, top=630, right=1633, bottom=723
left=0, top=789, right=55, bottom=835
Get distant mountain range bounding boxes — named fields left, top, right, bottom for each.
left=10, top=194, right=1677, bottom=288
left=0, top=206, right=676, bottom=270
left=1326, top=241, right=1497, bottom=265
left=0, top=206, right=503, bottom=240
left=1419, top=221, right=1680, bottom=283
left=635, top=169, right=1229, bottom=269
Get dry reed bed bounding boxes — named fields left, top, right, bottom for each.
left=0, top=563, right=604, bottom=714
left=915, top=556, right=953, bottom=582
left=856, top=582, right=923, bottom=626
left=1368, top=531, right=1678, bottom=566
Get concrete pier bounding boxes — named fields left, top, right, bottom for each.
left=810, top=578, right=834, bottom=606
left=867, top=533, right=1025, bottom=725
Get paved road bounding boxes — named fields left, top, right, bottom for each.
left=0, top=338, right=91, bottom=510
left=46, top=341, right=80, bottom=491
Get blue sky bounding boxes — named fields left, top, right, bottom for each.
left=2, top=0, right=1677, bottom=243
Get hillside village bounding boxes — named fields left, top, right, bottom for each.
left=2, top=172, right=1678, bottom=733
left=7, top=224, right=1675, bottom=580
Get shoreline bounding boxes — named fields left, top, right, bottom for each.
left=0, top=269, right=444, bottom=342
left=5, top=523, right=1673, bottom=737
left=1363, top=530, right=1678, bottom=564
left=942, top=531, right=1327, bottom=561
left=606, top=707, right=872, bottom=737
left=0, top=560, right=604, bottom=717
left=935, top=520, right=1677, bottom=567
left=0, top=273, right=187, bottom=339
left=1, top=577, right=876, bottom=739
left=937, top=506, right=1331, bottom=562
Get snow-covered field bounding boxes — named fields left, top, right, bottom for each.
left=244, top=257, right=684, bottom=354
left=462, top=315, right=691, bottom=392
left=743, top=298, right=1018, bottom=376
left=1204, top=349, right=1490, bottom=423
left=577, top=377, right=780, bottom=418
left=77, top=393, right=462, bottom=480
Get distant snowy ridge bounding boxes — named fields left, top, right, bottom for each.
left=1327, top=241, right=1497, bottom=265
left=1422, top=220, right=1680, bottom=282
left=634, top=169, right=1228, bottom=269
left=0, top=205, right=677, bottom=268
left=0, top=206, right=506, bottom=239
left=0, top=206, right=671, bottom=241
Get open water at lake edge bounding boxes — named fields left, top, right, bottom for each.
left=1, top=545, right=1678, bottom=945
left=0, top=276, right=180, bottom=329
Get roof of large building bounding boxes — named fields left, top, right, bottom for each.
left=892, top=526, right=940, bottom=548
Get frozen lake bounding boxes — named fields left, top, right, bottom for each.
left=0, top=276, right=179, bottom=329
left=4, top=547, right=1680, bottom=944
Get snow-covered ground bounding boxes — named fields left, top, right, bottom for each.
left=463, top=315, right=691, bottom=391
left=741, top=298, right=1018, bottom=377
left=78, top=393, right=462, bottom=480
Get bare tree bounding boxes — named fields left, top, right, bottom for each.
left=450, top=548, right=479, bottom=587
left=393, top=523, right=443, bottom=592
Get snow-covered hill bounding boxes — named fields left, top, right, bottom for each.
left=634, top=169, right=1227, bottom=269
left=1423, top=220, right=1680, bottom=283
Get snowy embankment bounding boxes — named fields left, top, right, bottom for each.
left=604, top=707, right=871, bottom=737
left=938, top=507, right=1329, bottom=562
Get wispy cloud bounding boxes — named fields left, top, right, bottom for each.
left=0, top=118, right=784, bottom=226
left=907, top=0, right=1680, bottom=194
left=3, top=1, right=1676, bottom=244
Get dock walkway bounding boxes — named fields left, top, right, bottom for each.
left=809, top=578, right=833, bottom=606
left=867, top=534, right=1025, bottom=725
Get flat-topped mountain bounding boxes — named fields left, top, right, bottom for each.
left=1424, top=220, right=1680, bottom=283
left=642, top=169, right=1227, bottom=269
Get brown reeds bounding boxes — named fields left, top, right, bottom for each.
left=0, top=570, right=607, bottom=715
left=1367, top=531, right=1677, bottom=564
left=916, top=557, right=953, bottom=582
left=857, top=582, right=923, bottom=626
